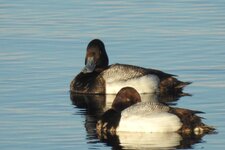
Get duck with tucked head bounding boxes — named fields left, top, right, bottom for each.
left=70, top=39, right=191, bottom=94
left=96, top=87, right=215, bottom=135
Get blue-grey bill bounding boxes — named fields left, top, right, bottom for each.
left=82, top=57, right=96, bottom=73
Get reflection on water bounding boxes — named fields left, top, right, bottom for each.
left=98, top=131, right=205, bottom=150
left=70, top=91, right=190, bottom=111
left=70, top=92, right=209, bottom=149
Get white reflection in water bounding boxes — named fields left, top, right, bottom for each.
left=117, top=132, right=182, bottom=149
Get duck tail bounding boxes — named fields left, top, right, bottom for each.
left=175, top=81, right=192, bottom=89
left=159, top=77, right=191, bottom=94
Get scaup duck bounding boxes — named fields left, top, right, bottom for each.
left=96, top=87, right=215, bottom=135
left=70, top=39, right=191, bottom=94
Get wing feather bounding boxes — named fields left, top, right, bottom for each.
left=101, top=64, right=175, bottom=82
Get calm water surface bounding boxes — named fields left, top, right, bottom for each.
left=1, top=0, right=225, bottom=149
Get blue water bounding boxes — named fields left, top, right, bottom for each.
left=1, top=0, right=225, bottom=149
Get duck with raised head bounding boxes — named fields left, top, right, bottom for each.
left=70, top=39, right=191, bottom=94
left=96, top=87, right=215, bottom=135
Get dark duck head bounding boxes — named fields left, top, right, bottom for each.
left=82, top=39, right=109, bottom=73
left=111, top=87, right=141, bottom=112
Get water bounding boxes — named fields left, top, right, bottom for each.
left=1, top=0, right=225, bottom=149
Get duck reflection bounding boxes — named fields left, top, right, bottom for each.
left=98, top=131, right=205, bottom=150
left=70, top=91, right=189, bottom=112
left=70, top=92, right=209, bottom=149
left=70, top=93, right=106, bottom=111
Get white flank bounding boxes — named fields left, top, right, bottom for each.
left=104, top=75, right=159, bottom=94
left=117, top=112, right=182, bottom=133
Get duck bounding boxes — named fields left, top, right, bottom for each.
left=96, top=87, right=215, bottom=135
left=70, top=39, right=191, bottom=94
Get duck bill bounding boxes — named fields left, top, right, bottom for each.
left=82, top=57, right=96, bottom=73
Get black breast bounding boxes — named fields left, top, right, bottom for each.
left=70, top=71, right=105, bottom=94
